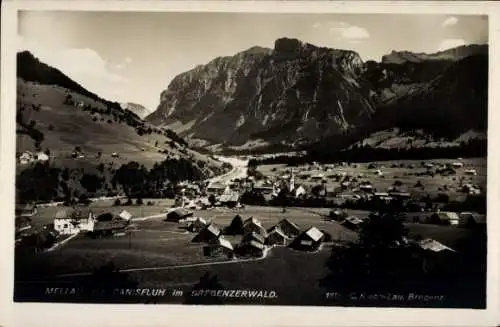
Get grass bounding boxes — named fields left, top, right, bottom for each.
left=16, top=79, right=225, bottom=172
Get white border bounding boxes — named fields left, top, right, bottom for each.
left=1, top=1, right=499, bottom=327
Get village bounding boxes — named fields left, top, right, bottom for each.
left=14, top=156, right=486, bottom=279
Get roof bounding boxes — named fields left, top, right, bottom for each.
left=278, top=218, right=300, bottom=231
left=220, top=192, right=240, bottom=203
left=193, top=217, right=208, bottom=225
left=118, top=210, right=132, bottom=220
left=438, top=212, right=460, bottom=220
left=268, top=226, right=287, bottom=238
left=345, top=216, right=364, bottom=225
left=247, top=240, right=266, bottom=250
left=304, top=227, right=324, bottom=242
left=206, top=224, right=221, bottom=236
left=244, top=231, right=266, bottom=243
left=418, top=239, right=456, bottom=253
left=54, top=208, right=92, bottom=220
left=216, top=237, right=233, bottom=250
left=168, top=208, right=193, bottom=218
left=244, top=217, right=263, bottom=227
left=94, top=220, right=128, bottom=231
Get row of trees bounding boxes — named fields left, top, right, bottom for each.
left=249, top=138, right=487, bottom=166
left=16, top=157, right=209, bottom=204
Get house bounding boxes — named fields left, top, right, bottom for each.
left=188, top=217, right=208, bottom=233
left=165, top=208, right=194, bottom=222
left=389, top=191, right=411, bottom=199
left=342, top=216, right=364, bottom=230
left=204, top=237, right=234, bottom=257
left=359, top=184, right=374, bottom=193
left=294, top=185, right=307, bottom=198
left=266, top=227, right=287, bottom=246
left=242, top=231, right=266, bottom=245
left=269, top=218, right=300, bottom=238
left=53, top=208, right=96, bottom=235
left=111, top=152, right=119, bottom=158
left=328, top=209, right=348, bottom=221
left=243, top=217, right=267, bottom=237
left=290, top=227, right=324, bottom=251
left=91, top=219, right=129, bottom=237
left=117, top=210, right=132, bottom=221
left=429, top=211, right=460, bottom=225
left=36, top=152, right=50, bottom=161
left=238, top=240, right=266, bottom=258
left=192, top=223, right=221, bottom=243
left=459, top=212, right=486, bottom=227
left=219, top=192, right=240, bottom=207
left=418, top=239, right=456, bottom=253
left=465, top=169, right=477, bottom=176
left=19, top=151, right=34, bottom=164
left=206, top=183, right=226, bottom=196
left=15, top=203, right=37, bottom=217
left=451, top=162, right=464, bottom=168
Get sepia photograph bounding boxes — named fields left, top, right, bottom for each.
left=2, top=1, right=500, bottom=327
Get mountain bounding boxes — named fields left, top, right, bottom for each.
left=147, top=38, right=377, bottom=150
left=16, top=51, right=226, bottom=177
left=381, top=44, right=488, bottom=64
left=147, top=39, right=487, bottom=154
left=120, top=102, right=152, bottom=119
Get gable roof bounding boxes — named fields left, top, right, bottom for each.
left=418, top=239, right=456, bottom=253
left=247, top=240, right=266, bottom=250
left=118, top=210, right=132, bottom=221
left=278, top=218, right=300, bottom=231
left=54, top=208, right=92, bottom=220
left=206, top=223, right=221, bottom=236
left=268, top=226, right=287, bottom=238
left=438, top=212, right=459, bottom=220
left=243, top=231, right=266, bottom=243
left=215, top=237, right=234, bottom=250
left=244, top=216, right=262, bottom=227
left=345, top=216, right=364, bottom=225
left=304, top=227, right=324, bottom=242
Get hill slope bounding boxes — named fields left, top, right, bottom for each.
left=146, top=39, right=487, bottom=154
left=16, top=51, right=225, bottom=175
left=120, top=102, right=153, bottom=119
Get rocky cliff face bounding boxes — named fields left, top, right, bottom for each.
left=147, top=38, right=488, bottom=152
left=120, top=102, right=152, bottom=119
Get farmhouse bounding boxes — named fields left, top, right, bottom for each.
left=204, top=237, right=234, bottom=257
left=91, top=220, right=130, bottom=237
left=188, top=217, right=208, bottom=233
left=117, top=210, right=132, bottom=221
left=238, top=240, right=266, bottom=258
left=342, top=216, right=364, bottom=230
left=359, top=183, right=374, bottom=193
left=272, top=218, right=301, bottom=238
left=206, top=183, right=226, bottom=196
left=165, top=208, right=194, bottom=222
left=219, top=192, right=240, bottom=207
left=459, top=212, right=486, bottom=226
left=290, top=227, right=324, bottom=251
left=429, top=211, right=460, bottom=225
left=53, top=208, right=96, bottom=235
left=243, top=217, right=267, bottom=237
left=294, top=185, right=307, bottom=198
left=418, top=238, right=456, bottom=253
left=15, top=203, right=37, bottom=217
left=266, top=227, right=287, bottom=246
left=329, top=209, right=348, bottom=221
left=465, top=169, right=477, bottom=176
left=36, top=152, right=49, bottom=161
left=452, top=162, right=464, bottom=168
left=192, top=223, right=221, bottom=243
left=242, top=231, right=266, bottom=245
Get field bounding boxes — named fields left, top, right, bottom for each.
left=16, top=200, right=484, bottom=308
left=257, top=157, right=486, bottom=202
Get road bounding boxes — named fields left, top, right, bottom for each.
left=207, top=155, right=249, bottom=186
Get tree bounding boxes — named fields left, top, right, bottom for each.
left=112, top=161, right=148, bottom=199
left=80, top=173, right=103, bottom=195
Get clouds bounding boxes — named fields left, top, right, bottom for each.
left=442, top=16, right=458, bottom=27
left=18, top=36, right=129, bottom=101
left=437, top=38, right=466, bottom=51
left=116, top=56, right=132, bottom=69
left=313, top=21, right=370, bottom=41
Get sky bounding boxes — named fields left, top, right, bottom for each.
left=17, top=11, right=488, bottom=111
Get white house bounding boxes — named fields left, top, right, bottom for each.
left=36, top=152, right=49, bottom=161
left=465, top=169, right=477, bottom=176
left=54, top=208, right=96, bottom=235
left=452, top=162, right=464, bottom=168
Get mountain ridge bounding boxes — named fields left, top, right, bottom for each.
left=146, top=38, right=487, bottom=154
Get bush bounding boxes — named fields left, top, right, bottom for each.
left=136, top=197, right=144, bottom=205
left=113, top=199, right=122, bottom=206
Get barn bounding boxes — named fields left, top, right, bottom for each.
left=192, top=224, right=221, bottom=243
left=272, top=218, right=300, bottom=238
left=243, top=217, right=267, bottom=237
left=290, top=227, right=324, bottom=251
left=342, top=216, right=364, bottom=231
left=204, top=237, right=234, bottom=258
left=188, top=217, right=208, bottom=233
left=165, top=208, right=194, bottom=222
left=242, top=231, right=266, bottom=245
left=237, top=240, right=266, bottom=258
left=266, top=226, right=287, bottom=246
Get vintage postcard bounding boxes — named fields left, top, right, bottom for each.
left=1, top=1, right=499, bottom=327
